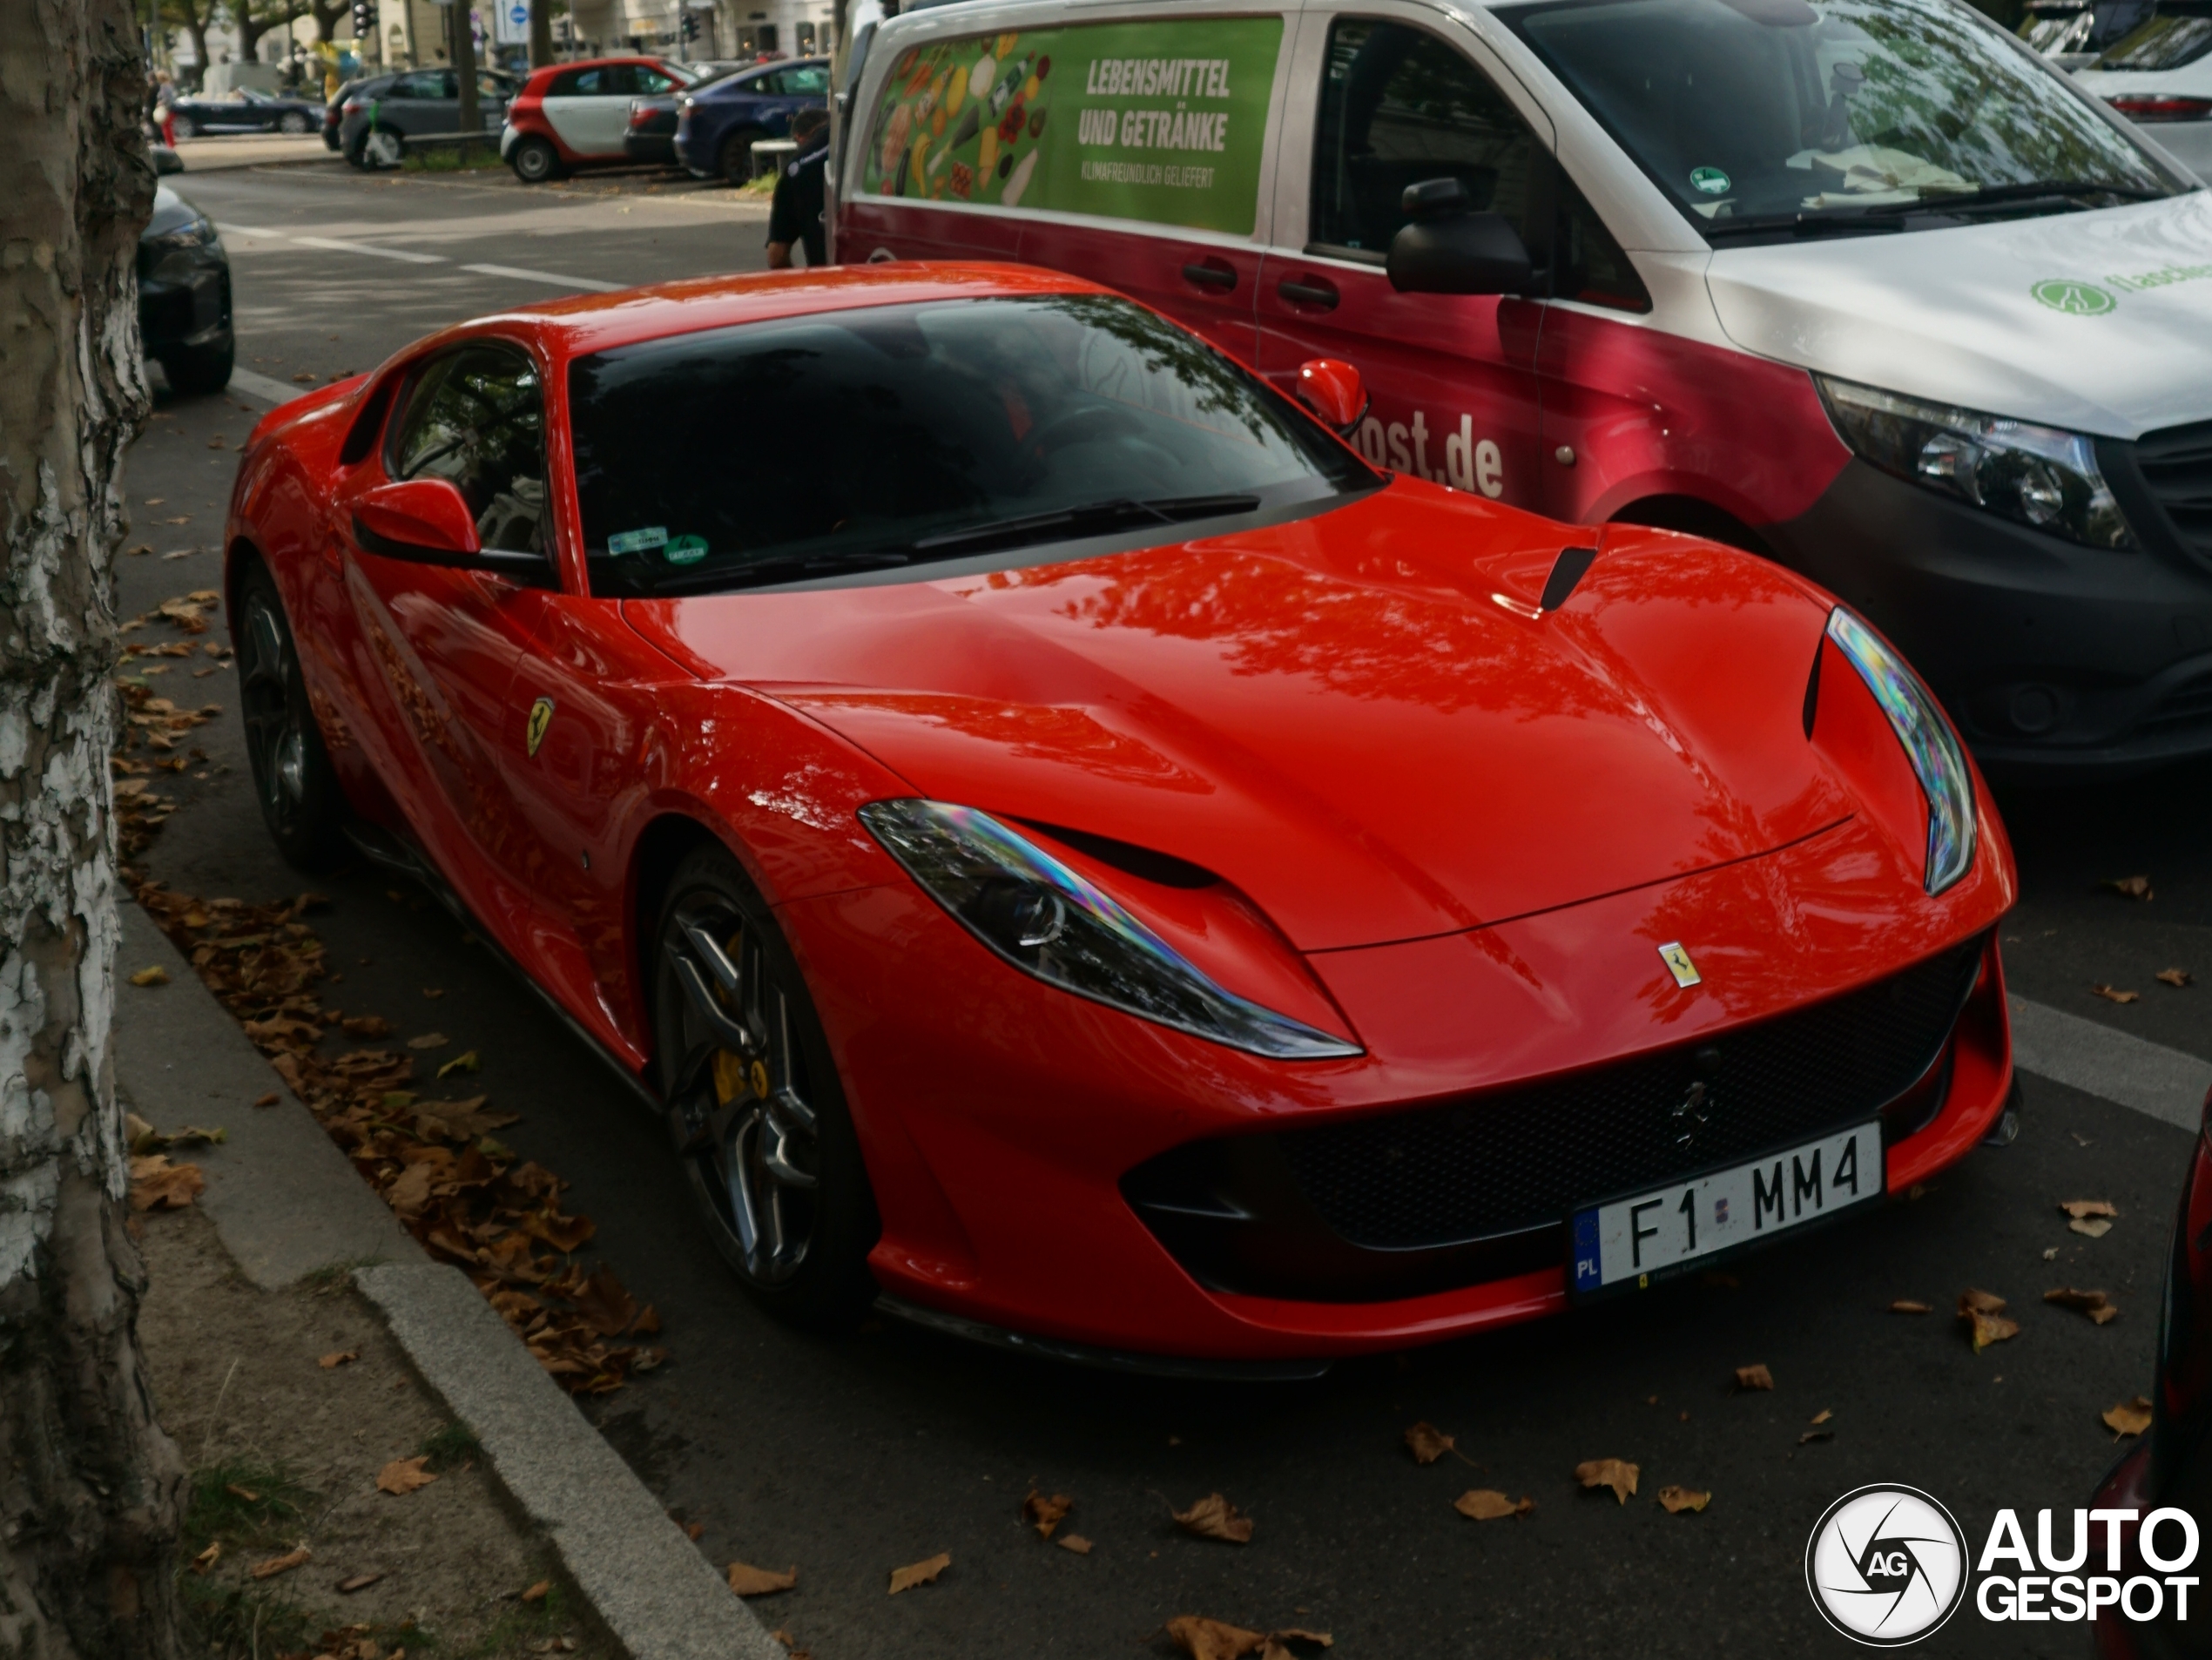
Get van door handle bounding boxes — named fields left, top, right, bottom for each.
left=1277, top=274, right=1339, bottom=310
left=1183, top=260, right=1238, bottom=292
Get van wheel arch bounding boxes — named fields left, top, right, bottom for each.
left=1611, top=496, right=1775, bottom=558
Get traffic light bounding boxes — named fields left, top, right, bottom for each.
left=351, top=0, right=375, bottom=33
left=679, top=11, right=697, bottom=41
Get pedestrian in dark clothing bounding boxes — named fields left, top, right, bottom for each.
left=766, top=105, right=830, bottom=268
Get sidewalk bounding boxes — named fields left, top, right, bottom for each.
left=118, top=899, right=780, bottom=1660
left=175, top=134, right=337, bottom=172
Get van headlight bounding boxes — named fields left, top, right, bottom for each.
left=1824, top=608, right=1977, bottom=895
left=1815, top=375, right=2132, bottom=550
left=859, top=800, right=1361, bottom=1060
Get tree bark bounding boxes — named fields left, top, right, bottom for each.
left=310, top=0, right=346, bottom=44
left=527, top=0, right=550, bottom=70
left=233, top=0, right=308, bottom=70
left=452, top=0, right=477, bottom=143
left=158, top=0, right=212, bottom=87
left=0, top=0, right=184, bottom=1656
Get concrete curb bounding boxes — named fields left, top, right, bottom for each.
left=356, top=1264, right=784, bottom=1660
left=113, top=897, right=779, bottom=1660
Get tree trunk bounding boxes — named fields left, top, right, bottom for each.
left=527, top=0, right=550, bottom=70
left=452, top=1, right=477, bottom=144
left=311, top=0, right=344, bottom=44
left=0, top=0, right=184, bottom=1657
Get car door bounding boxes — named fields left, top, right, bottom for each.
left=551, top=64, right=640, bottom=154
left=385, top=69, right=458, bottom=136
left=337, top=341, right=562, bottom=901
left=1254, top=10, right=1547, bottom=504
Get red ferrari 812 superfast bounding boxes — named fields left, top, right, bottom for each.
left=224, top=264, right=2016, bottom=1373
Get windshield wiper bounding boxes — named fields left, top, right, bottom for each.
left=634, top=547, right=914, bottom=597
left=1899, top=179, right=2169, bottom=215
left=1703, top=210, right=1907, bottom=240
left=911, top=493, right=1264, bottom=557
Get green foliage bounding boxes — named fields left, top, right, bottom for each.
left=183, top=1458, right=312, bottom=1550
left=416, top=1420, right=483, bottom=1471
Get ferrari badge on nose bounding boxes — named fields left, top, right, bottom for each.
left=526, top=697, right=555, bottom=759
left=1658, top=941, right=1701, bottom=989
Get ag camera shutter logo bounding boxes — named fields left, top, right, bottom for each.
left=1805, top=1485, right=1968, bottom=1645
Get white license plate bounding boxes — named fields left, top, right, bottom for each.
left=1569, top=1122, right=1884, bottom=1297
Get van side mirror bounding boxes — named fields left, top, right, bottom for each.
left=352, top=478, right=553, bottom=581
left=1294, top=358, right=1369, bottom=435
left=1386, top=176, right=1535, bottom=298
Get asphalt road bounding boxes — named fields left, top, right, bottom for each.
left=121, top=168, right=2210, bottom=1658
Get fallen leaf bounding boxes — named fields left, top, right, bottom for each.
left=1056, top=1534, right=1093, bottom=1555
left=1657, top=1486, right=1710, bottom=1515
left=2044, top=1287, right=2120, bottom=1325
left=2092, top=984, right=2140, bottom=1004
left=2103, top=1396, right=2153, bottom=1437
left=1575, top=1458, right=1639, bottom=1504
left=685, top=1522, right=705, bottom=1541
left=225, top=1482, right=258, bottom=1501
left=406, top=1032, right=449, bottom=1051
left=192, top=1541, right=221, bottom=1575
left=2102, top=875, right=2153, bottom=900
left=253, top=1091, right=279, bottom=1107
left=887, top=1552, right=950, bottom=1595
left=375, top=1456, right=437, bottom=1496
left=570, top=1267, right=639, bottom=1338
left=1810, top=1409, right=1833, bottom=1426
left=2072, top=1218, right=2115, bottom=1238
left=422, top=987, right=445, bottom=999
left=320, top=1349, right=360, bottom=1369
left=1166, top=1617, right=1263, bottom=1660
left=1734, top=1364, right=1774, bottom=1392
left=1799, top=1429, right=1835, bottom=1446
left=1958, top=1289, right=2020, bottom=1351
left=1453, top=1488, right=1534, bottom=1521
left=2157, top=968, right=2193, bottom=988
left=1404, top=1420, right=1455, bottom=1464
left=337, top=1572, right=384, bottom=1594
left=727, top=1562, right=796, bottom=1596
left=437, top=1049, right=482, bottom=1079
left=1259, top=1631, right=1333, bottom=1659
left=342, top=1016, right=392, bottom=1038
left=129, top=966, right=170, bottom=987
left=521, top=1579, right=550, bottom=1603
left=128, top=1154, right=205, bottom=1211
left=2061, top=1199, right=2119, bottom=1219
left=2044, top=1247, right=2061, bottom=1261
left=1022, top=1488, right=1074, bottom=1541
left=1174, top=1493, right=1254, bottom=1543
left=249, top=1545, right=311, bottom=1580
left=1890, top=1299, right=1932, bottom=1314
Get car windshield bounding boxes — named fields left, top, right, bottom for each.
left=2098, top=10, right=2212, bottom=67
left=568, top=294, right=1377, bottom=597
left=1501, top=0, right=2186, bottom=240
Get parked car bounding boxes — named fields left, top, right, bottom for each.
left=843, top=0, right=2212, bottom=781
left=339, top=68, right=516, bottom=168
left=500, top=57, right=705, bottom=181
left=2077, top=5, right=2212, bottom=181
left=2089, top=1083, right=2212, bottom=1658
left=323, top=76, right=369, bottom=151
left=221, top=264, right=2017, bottom=1366
left=672, top=57, right=828, bottom=181
left=2019, top=0, right=2156, bottom=65
left=139, top=184, right=230, bottom=395
left=168, top=85, right=325, bottom=138
left=624, top=64, right=743, bottom=166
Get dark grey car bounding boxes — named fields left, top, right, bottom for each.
left=138, top=184, right=231, bottom=395
left=339, top=68, right=515, bottom=166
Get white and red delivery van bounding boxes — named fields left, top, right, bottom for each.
left=834, top=0, right=2212, bottom=775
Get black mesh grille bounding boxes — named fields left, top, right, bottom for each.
left=2132, top=417, right=2212, bottom=561
left=1277, top=938, right=1984, bottom=1251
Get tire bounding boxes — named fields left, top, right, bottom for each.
left=278, top=111, right=311, bottom=134
left=172, top=113, right=196, bottom=139
left=234, top=559, right=347, bottom=873
left=716, top=125, right=766, bottom=185
left=509, top=134, right=562, bottom=183
left=652, top=844, right=880, bottom=1327
left=159, top=337, right=233, bottom=396
left=350, top=128, right=403, bottom=170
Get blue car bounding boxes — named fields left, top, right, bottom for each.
left=673, top=57, right=829, bottom=183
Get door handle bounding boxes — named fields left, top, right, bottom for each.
left=1277, top=274, right=1339, bottom=310
left=1183, top=260, right=1238, bottom=292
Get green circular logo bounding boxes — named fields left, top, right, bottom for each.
left=1689, top=166, right=1732, bottom=197
left=2032, top=279, right=2115, bottom=315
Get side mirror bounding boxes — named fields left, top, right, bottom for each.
left=1386, top=177, right=1535, bottom=298
left=352, top=477, right=551, bottom=580
left=1294, top=358, right=1369, bottom=436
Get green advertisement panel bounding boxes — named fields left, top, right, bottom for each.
left=861, top=16, right=1285, bottom=236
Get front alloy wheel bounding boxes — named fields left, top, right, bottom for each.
left=235, top=562, right=344, bottom=870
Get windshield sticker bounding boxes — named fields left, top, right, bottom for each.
left=2031, top=280, right=2116, bottom=315
left=607, top=526, right=668, bottom=555
left=664, top=534, right=709, bottom=565
left=1689, top=166, right=1731, bottom=196
left=863, top=17, right=1283, bottom=235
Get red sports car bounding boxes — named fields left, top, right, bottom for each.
left=225, top=264, right=2017, bottom=1372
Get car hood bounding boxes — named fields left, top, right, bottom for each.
left=145, top=185, right=200, bottom=238
left=1703, top=190, right=2212, bottom=437
left=622, top=485, right=1853, bottom=952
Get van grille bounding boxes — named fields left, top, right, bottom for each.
left=2131, top=417, right=2212, bottom=560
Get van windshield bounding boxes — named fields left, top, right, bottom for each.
left=1501, top=0, right=2187, bottom=241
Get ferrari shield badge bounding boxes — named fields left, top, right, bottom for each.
left=525, top=697, right=555, bottom=759
left=1657, top=941, right=1702, bottom=989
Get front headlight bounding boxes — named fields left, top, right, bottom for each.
left=1824, top=608, right=1976, bottom=895
left=1815, top=375, right=2132, bottom=550
left=145, top=213, right=218, bottom=253
left=859, top=800, right=1361, bottom=1061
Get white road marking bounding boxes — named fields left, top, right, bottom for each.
left=2011, top=995, right=2212, bottom=1131
left=213, top=223, right=286, bottom=239
left=288, top=234, right=447, bottom=264
left=461, top=263, right=624, bottom=292
left=227, top=367, right=312, bottom=406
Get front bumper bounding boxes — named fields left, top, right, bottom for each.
left=1764, top=456, right=2212, bottom=779
left=784, top=812, right=2014, bottom=1361
left=138, top=247, right=231, bottom=357
left=498, top=121, right=519, bottom=159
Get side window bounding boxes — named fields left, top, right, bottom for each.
left=743, top=70, right=783, bottom=95
left=637, top=69, right=676, bottom=94
left=392, top=71, right=446, bottom=99
left=552, top=67, right=603, bottom=96
left=1311, top=19, right=1540, bottom=258
left=597, top=64, right=640, bottom=96
left=388, top=346, right=548, bottom=556
left=783, top=64, right=829, bottom=95
left=1556, top=174, right=1651, bottom=313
